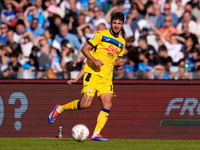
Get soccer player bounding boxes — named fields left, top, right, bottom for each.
left=48, top=12, right=126, bottom=141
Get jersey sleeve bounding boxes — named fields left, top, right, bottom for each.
left=118, top=41, right=126, bottom=57
left=87, top=31, right=102, bottom=47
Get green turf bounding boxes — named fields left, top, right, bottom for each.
left=1, top=138, right=200, bottom=150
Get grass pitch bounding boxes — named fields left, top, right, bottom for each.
left=1, top=138, right=200, bottom=150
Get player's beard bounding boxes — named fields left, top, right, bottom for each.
left=111, top=27, right=121, bottom=36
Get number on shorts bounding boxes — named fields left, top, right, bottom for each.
left=85, top=73, right=91, bottom=82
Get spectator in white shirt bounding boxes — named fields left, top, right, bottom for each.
left=160, top=34, right=184, bottom=65
left=13, top=20, right=25, bottom=43
left=176, top=11, right=197, bottom=34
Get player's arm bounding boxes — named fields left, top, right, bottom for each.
left=81, top=43, right=104, bottom=67
left=115, top=40, right=125, bottom=68
left=67, top=68, right=85, bottom=85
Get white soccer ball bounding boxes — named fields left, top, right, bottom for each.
left=71, top=124, right=90, bottom=142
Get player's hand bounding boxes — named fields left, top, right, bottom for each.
left=67, top=80, right=75, bottom=85
left=116, top=58, right=125, bottom=67
left=119, top=59, right=125, bottom=67
left=93, top=59, right=104, bottom=67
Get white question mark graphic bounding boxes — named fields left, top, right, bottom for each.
left=8, top=92, right=28, bottom=131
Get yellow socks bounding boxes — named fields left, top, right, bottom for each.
left=93, top=108, right=110, bottom=134
left=61, top=102, right=110, bottom=137
left=61, top=100, right=81, bottom=112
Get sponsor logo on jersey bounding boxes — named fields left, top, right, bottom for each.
left=105, top=45, right=119, bottom=54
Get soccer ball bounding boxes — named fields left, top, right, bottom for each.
left=71, top=124, right=90, bottom=142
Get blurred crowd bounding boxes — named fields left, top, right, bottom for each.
left=0, top=0, right=200, bottom=79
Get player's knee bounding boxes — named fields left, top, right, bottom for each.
left=80, top=97, right=93, bottom=109
left=103, top=101, right=112, bottom=110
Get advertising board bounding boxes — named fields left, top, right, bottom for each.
left=0, top=80, right=200, bottom=139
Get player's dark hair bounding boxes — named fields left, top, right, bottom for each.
left=111, top=12, right=125, bottom=23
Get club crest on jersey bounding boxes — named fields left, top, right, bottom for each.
left=91, top=35, right=96, bottom=40
left=119, top=43, right=121, bottom=48
left=88, top=88, right=92, bottom=93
